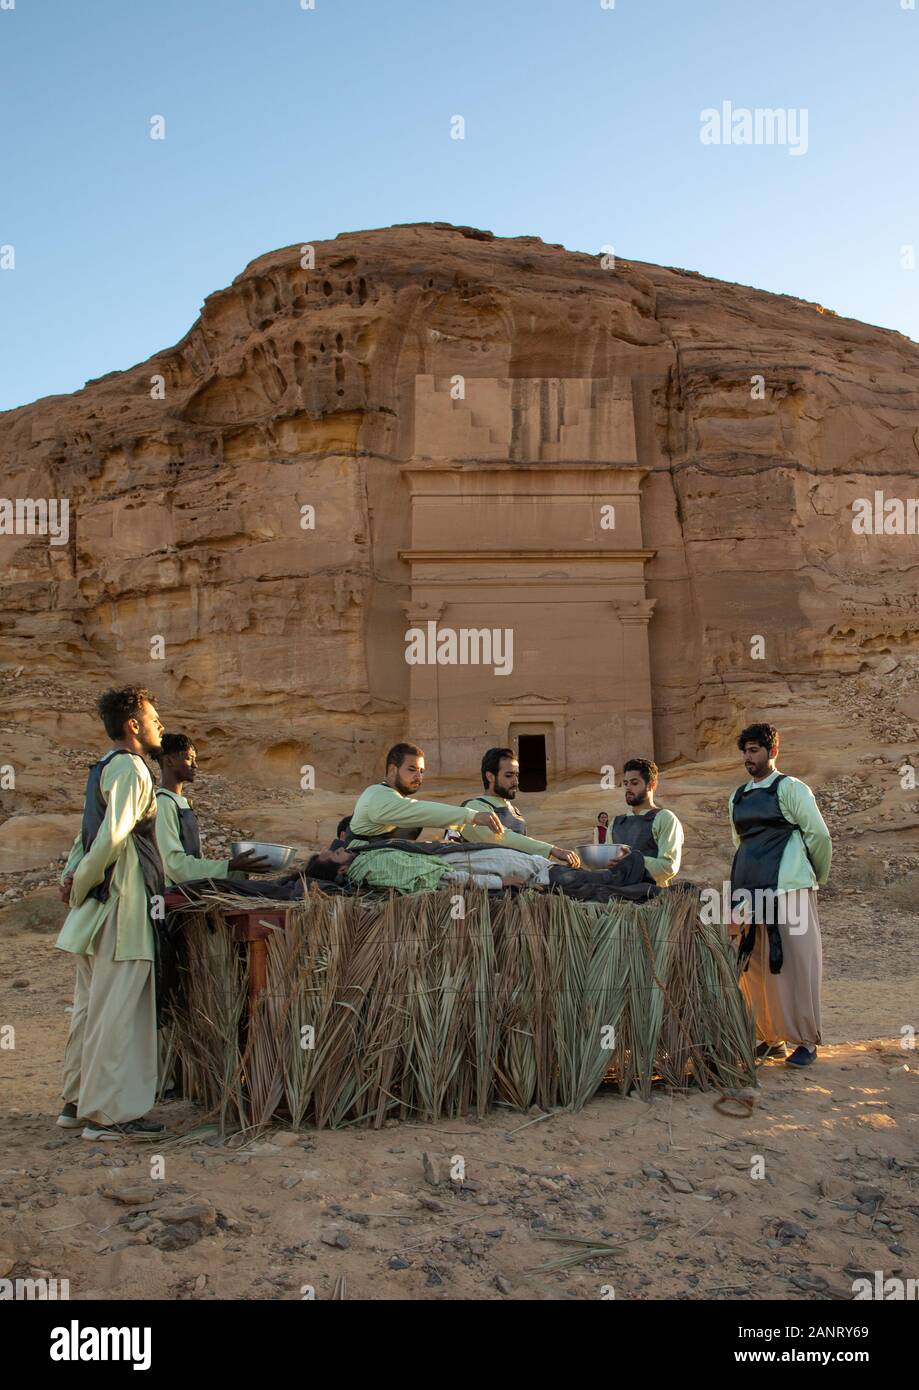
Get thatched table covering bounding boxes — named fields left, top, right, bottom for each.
left=163, top=886, right=755, bottom=1131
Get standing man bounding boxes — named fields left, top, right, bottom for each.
left=728, top=723, right=832, bottom=1068
left=56, top=687, right=167, bottom=1139
left=152, top=733, right=270, bottom=886
left=348, top=743, right=504, bottom=842
left=613, top=758, right=684, bottom=886
left=460, top=747, right=579, bottom=866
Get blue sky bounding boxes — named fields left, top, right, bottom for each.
left=1, top=0, right=917, bottom=412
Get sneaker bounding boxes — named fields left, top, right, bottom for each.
left=81, top=1123, right=124, bottom=1141
left=56, top=1102, right=82, bottom=1129
left=755, top=1042, right=787, bottom=1061
left=81, top=1117, right=166, bottom=1141
left=786, top=1045, right=818, bottom=1068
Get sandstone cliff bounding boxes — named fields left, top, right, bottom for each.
left=1, top=222, right=917, bottom=792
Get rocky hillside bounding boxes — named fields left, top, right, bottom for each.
left=1, top=222, right=917, bottom=791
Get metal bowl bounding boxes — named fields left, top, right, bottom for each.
left=230, top=840, right=298, bottom=871
left=575, top=843, right=629, bottom=869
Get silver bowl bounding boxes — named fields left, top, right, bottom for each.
left=230, top=840, right=298, bottom=871
left=575, top=843, right=629, bottom=869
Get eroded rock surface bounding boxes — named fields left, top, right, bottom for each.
left=1, top=222, right=917, bottom=786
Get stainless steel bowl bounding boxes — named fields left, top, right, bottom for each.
left=230, top=840, right=298, bottom=871
left=575, top=843, right=628, bottom=869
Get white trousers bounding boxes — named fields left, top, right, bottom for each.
left=739, top=888, right=823, bottom=1048
left=60, top=909, right=158, bottom=1125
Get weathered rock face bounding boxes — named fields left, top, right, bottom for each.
left=1, top=222, right=918, bottom=788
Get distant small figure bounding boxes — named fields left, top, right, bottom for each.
left=594, top=811, right=610, bottom=845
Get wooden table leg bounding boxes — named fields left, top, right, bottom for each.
left=249, top=938, right=268, bottom=1011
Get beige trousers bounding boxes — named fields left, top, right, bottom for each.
left=739, top=888, right=822, bottom=1048
left=60, top=908, right=158, bottom=1125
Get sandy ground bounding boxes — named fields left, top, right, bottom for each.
left=1, top=701, right=917, bottom=1301
left=1, top=899, right=917, bottom=1302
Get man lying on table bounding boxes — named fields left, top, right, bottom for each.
left=305, top=839, right=652, bottom=898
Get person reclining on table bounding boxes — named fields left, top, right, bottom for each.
left=347, top=742, right=505, bottom=845
left=459, top=747, right=579, bottom=867
left=152, top=733, right=271, bottom=887
left=305, top=839, right=651, bottom=896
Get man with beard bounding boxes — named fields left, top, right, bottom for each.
left=55, top=687, right=168, bottom=1140
left=347, top=743, right=503, bottom=843
left=728, top=722, right=832, bottom=1068
left=459, top=747, right=579, bottom=866
left=151, top=733, right=270, bottom=886
left=612, top=758, right=684, bottom=887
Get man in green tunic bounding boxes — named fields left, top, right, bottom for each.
left=56, top=687, right=168, bottom=1139
left=459, top=747, right=579, bottom=866
left=613, top=758, right=684, bottom=886
left=151, top=733, right=269, bottom=886
left=348, top=743, right=504, bottom=843
left=728, top=722, right=832, bottom=1068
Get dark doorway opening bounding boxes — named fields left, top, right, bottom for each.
left=517, top=734, right=547, bottom=792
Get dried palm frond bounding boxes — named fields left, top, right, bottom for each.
left=166, top=885, right=756, bottom=1128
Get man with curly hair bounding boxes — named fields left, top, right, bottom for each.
left=55, top=686, right=168, bottom=1139
left=728, top=722, right=832, bottom=1068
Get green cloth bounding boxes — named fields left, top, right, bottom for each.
left=727, top=769, right=832, bottom=891
left=57, top=751, right=157, bottom=962
left=346, top=847, right=450, bottom=893
left=621, top=806, right=683, bottom=886
left=349, top=783, right=478, bottom=839
left=459, top=794, right=554, bottom=857
left=154, top=789, right=231, bottom=888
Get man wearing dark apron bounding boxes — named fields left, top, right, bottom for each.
left=56, top=688, right=168, bottom=1139
left=612, top=758, right=684, bottom=886
left=151, top=733, right=270, bottom=886
left=460, top=747, right=578, bottom=866
left=728, top=722, right=832, bottom=1067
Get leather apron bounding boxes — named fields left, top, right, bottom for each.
left=612, top=808, right=660, bottom=883
left=461, top=795, right=528, bottom=836
left=156, top=788, right=202, bottom=856
left=730, top=774, right=794, bottom=975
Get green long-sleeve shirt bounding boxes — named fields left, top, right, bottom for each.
left=349, top=783, right=479, bottom=840
left=346, top=848, right=451, bottom=893
left=727, top=769, right=832, bottom=891
left=56, top=751, right=157, bottom=962
left=154, top=789, right=232, bottom=888
left=459, top=794, right=554, bottom=858
left=620, top=806, right=683, bottom=886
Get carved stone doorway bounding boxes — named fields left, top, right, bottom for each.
left=509, top=721, right=554, bottom=791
